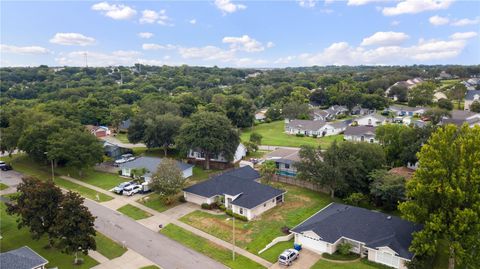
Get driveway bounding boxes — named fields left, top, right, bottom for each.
left=269, top=249, right=320, bottom=269
left=84, top=199, right=227, bottom=269
left=0, top=170, right=23, bottom=187
left=101, top=136, right=146, bottom=149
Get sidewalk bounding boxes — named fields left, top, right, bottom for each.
left=91, top=249, right=156, bottom=269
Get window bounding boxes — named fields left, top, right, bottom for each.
left=285, top=163, right=290, bottom=169
left=264, top=203, right=266, bottom=207
left=239, top=208, right=243, bottom=214
left=272, top=199, right=275, bottom=202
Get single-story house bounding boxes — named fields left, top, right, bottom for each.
left=441, top=110, right=480, bottom=128
left=311, top=105, right=348, bottom=121
left=386, top=78, right=424, bottom=101
left=0, top=246, right=48, bottom=269
left=311, top=108, right=330, bottom=121
left=351, top=106, right=372, bottom=116
left=292, top=203, right=422, bottom=269
left=464, top=90, right=480, bottom=111
left=255, top=109, right=267, bottom=121
left=389, top=106, right=426, bottom=117
left=187, top=143, right=247, bottom=165
left=183, top=166, right=286, bottom=220
left=118, top=119, right=131, bottom=132
left=265, top=148, right=301, bottom=177
left=85, top=125, right=111, bottom=137
left=354, top=114, right=386, bottom=127
left=119, top=156, right=193, bottom=180
left=103, top=141, right=132, bottom=159
left=285, top=120, right=348, bottom=137
left=344, top=126, right=377, bottom=143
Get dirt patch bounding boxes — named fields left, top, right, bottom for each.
left=190, top=215, right=253, bottom=244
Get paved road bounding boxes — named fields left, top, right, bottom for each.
left=84, top=199, right=227, bottom=269
left=0, top=170, right=23, bottom=187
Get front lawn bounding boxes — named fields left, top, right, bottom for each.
left=240, top=120, right=343, bottom=148
left=95, top=232, right=127, bottom=260
left=0, top=183, right=9, bottom=190
left=115, top=133, right=130, bottom=143
left=179, top=183, right=333, bottom=262
left=54, top=178, right=113, bottom=202
left=160, top=224, right=265, bottom=269
left=117, top=204, right=152, bottom=220
left=137, top=192, right=181, bottom=213
left=311, top=258, right=391, bottom=269
left=258, top=240, right=293, bottom=262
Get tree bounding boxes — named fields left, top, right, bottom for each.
left=176, top=112, right=240, bottom=170
left=150, top=158, right=186, bottom=204
left=259, top=160, right=277, bottom=183
left=369, top=169, right=405, bottom=210
left=110, top=104, right=133, bottom=131
left=437, top=98, right=453, bottom=111
left=249, top=132, right=262, bottom=145
left=53, top=191, right=96, bottom=264
left=424, top=108, right=450, bottom=125
left=448, top=83, right=467, bottom=109
left=282, top=101, right=310, bottom=120
left=6, top=177, right=63, bottom=246
left=223, top=95, right=255, bottom=128
left=470, top=101, right=480, bottom=113
left=399, top=125, right=480, bottom=269
left=265, top=104, right=282, bottom=121
left=143, top=113, right=183, bottom=156
left=408, top=82, right=435, bottom=106
left=388, top=85, right=408, bottom=102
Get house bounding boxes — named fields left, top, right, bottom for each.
left=351, top=106, right=372, bottom=116
left=464, top=90, right=480, bottom=111
left=187, top=143, right=247, bottom=167
left=311, top=108, right=330, bottom=121
left=85, top=125, right=111, bottom=137
left=344, top=126, right=377, bottom=143
left=118, top=119, right=131, bottom=132
left=255, top=109, right=267, bottom=121
left=291, top=203, right=422, bottom=269
left=119, top=156, right=193, bottom=180
left=386, top=78, right=424, bottom=100
left=311, top=105, right=348, bottom=121
left=389, top=105, right=426, bottom=117
left=183, top=166, right=286, bottom=220
left=354, top=114, right=386, bottom=127
left=264, top=148, right=301, bottom=177
left=103, top=141, right=132, bottom=160
left=0, top=246, right=48, bottom=269
left=285, top=120, right=348, bottom=137
left=441, top=110, right=480, bottom=127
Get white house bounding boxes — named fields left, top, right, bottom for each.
left=188, top=143, right=247, bottom=164
left=291, top=203, right=422, bottom=269
left=285, top=120, right=348, bottom=137
left=119, top=157, right=193, bottom=180
left=183, top=166, right=286, bottom=220
left=389, top=105, right=426, bottom=117
left=0, top=246, right=49, bottom=269
left=344, top=126, right=377, bottom=143
left=464, top=90, right=480, bottom=111
left=354, top=114, right=386, bottom=127
left=264, top=148, right=301, bottom=177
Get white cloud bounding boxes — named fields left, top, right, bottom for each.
left=347, top=0, right=387, bottom=6
left=382, top=0, right=454, bottom=16
left=140, top=9, right=172, bottom=25
left=451, top=17, right=480, bottom=26
left=49, top=33, right=95, bottom=46
left=449, top=31, right=478, bottom=40
left=1, top=44, right=50, bottom=55
left=214, top=0, right=246, bottom=14
left=91, top=2, right=137, bottom=20
left=138, top=32, right=154, bottom=39
left=274, top=56, right=296, bottom=64
left=391, top=20, right=401, bottom=26
left=297, top=0, right=317, bottom=8
left=189, top=19, right=197, bottom=25
left=361, top=31, right=409, bottom=46
left=178, top=45, right=236, bottom=62
left=55, top=50, right=141, bottom=66
left=142, top=43, right=177, bottom=50
left=222, top=35, right=266, bottom=52
left=267, top=41, right=275, bottom=48
left=429, top=15, right=449, bottom=26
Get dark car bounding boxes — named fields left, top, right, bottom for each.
left=0, top=161, right=12, bottom=171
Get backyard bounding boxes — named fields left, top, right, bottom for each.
left=240, top=120, right=343, bottom=148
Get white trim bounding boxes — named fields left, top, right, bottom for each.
left=232, top=192, right=287, bottom=210
left=364, top=246, right=411, bottom=262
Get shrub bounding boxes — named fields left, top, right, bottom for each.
left=178, top=196, right=186, bottom=203
left=337, top=242, right=352, bottom=255
left=201, top=203, right=212, bottom=210
left=281, top=226, right=290, bottom=234
left=295, top=133, right=305, bottom=137
left=118, top=170, right=122, bottom=175
left=344, top=192, right=367, bottom=206
left=219, top=204, right=226, bottom=211
left=225, top=209, right=248, bottom=221
left=312, top=134, right=318, bottom=138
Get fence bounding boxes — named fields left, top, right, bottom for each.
left=272, top=175, right=329, bottom=194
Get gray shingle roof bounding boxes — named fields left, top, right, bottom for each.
left=344, top=126, right=376, bottom=136
left=286, top=120, right=327, bottom=132
left=183, top=166, right=285, bottom=209
left=465, top=90, right=480, bottom=101
left=0, top=246, right=48, bottom=269
left=119, top=157, right=193, bottom=176
left=292, top=203, right=422, bottom=260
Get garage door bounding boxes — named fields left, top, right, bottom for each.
left=296, top=234, right=327, bottom=253
left=377, top=251, right=400, bottom=268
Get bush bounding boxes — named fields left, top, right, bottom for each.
left=337, top=242, right=352, bottom=255
left=312, top=134, right=318, bottom=138
left=344, top=192, right=367, bottom=206
left=281, top=226, right=290, bottom=234
left=295, top=133, right=305, bottom=137
left=225, top=209, right=248, bottom=221
left=201, top=203, right=212, bottom=210
left=219, top=204, right=226, bottom=211
left=178, top=196, right=186, bottom=203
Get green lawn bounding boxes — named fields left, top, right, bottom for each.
left=241, top=120, right=343, bottom=148
left=54, top=178, right=113, bottom=202
left=0, top=202, right=99, bottom=269
left=190, top=166, right=221, bottom=183
left=180, top=183, right=333, bottom=262
left=115, top=133, right=130, bottom=143
left=95, top=232, right=127, bottom=260
left=311, top=258, right=391, bottom=269
left=137, top=192, right=181, bottom=213
left=258, top=240, right=293, bottom=262
left=160, top=224, right=265, bottom=269
left=139, top=266, right=160, bottom=269
left=0, top=183, right=9, bottom=190
left=117, top=204, right=152, bottom=220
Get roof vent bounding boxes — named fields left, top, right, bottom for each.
left=387, top=216, right=392, bottom=220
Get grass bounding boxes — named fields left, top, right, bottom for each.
left=139, top=266, right=160, bottom=269
left=311, top=258, right=391, bottom=269
left=54, top=178, right=113, bottom=202
left=115, top=133, right=130, bottom=143
left=0, top=183, right=9, bottom=190
left=190, top=166, right=221, bottom=183
left=95, top=232, right=127, bottom=260
left=0, top=202, right=99, bottom=268
left=241, top=120, right=343, bottom=148
left=322, top=252, right=360, bottom=261
left=160, top=224, right=265, bottom=269
left=180, top=183, right=333, bottom=262
left=258, top=240, right=293, bottom=262
left=137, top=192, right=181, bottom=213
left=117, top=204, right=152, bottom=220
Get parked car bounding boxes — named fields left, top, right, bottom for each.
left=278, top=249, right=299, bottom=266
left=114, top=154, right=135, bottom=166
left=123, top=184, right=142, bottom=196
left=0, top=161, right=12, bottom=171
left=112, top=181, right=133, bottom=194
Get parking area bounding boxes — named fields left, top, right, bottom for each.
left=269, top=249, right=321, bottom=269
left=0, top=170, right=23, bottom=187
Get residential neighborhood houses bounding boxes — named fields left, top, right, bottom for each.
left=264, top=148, right=301, bottom=177
left=119, top=156, right=194, bottom=180
left=344, top=125, right=378, bottom=143
left=286, top=119, right=349, bottom=137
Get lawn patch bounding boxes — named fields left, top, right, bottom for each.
left=117, top=204, right=152, bottom=220
left=95, top=232, right=127, bottom=260
left=139, top=266, right=160, bottom=269
left=312, top=258, right=390, bottom=269
left=137, top=192, right=180, bottom=213
left=258, top=240, right=293, bottom=263
left=0, top=183, right=9, bottom=191
left=160, top=224, right=265, bottom=269
left=54, top=178, right=113, bottom=202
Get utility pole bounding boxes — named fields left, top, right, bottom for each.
left=232, top=216, right=235, bottom=261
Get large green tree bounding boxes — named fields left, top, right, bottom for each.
left=143, top=113, right=184, bottom=155
left=399, top=125, right=480, bottom=269
left=223, top=95, right=255, bottom=128
left=369, top=169, right=406, bottom=210
left=150, top=158, right=186, bottom=204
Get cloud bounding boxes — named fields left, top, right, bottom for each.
left=55, top=50, right=141, bottom=66
left=274, top=56, right=296, bottom=64
left=142, top=43, right=177, bottom=50
left=140, top=9, right=172, bottom=25
left=347, top=0, right=386, bottom=6
left=189, top=19, right=197, bottom=25
left=449, top=31, right=478, bottom=40
left=91, top=2, right=137, bottom=20
left=429, top=15, right=449, bottom=26
left=49, top=33, right=95, bottom=46
left=222, top=35, right=266, bottom=52
left=382, top=0, right=454, bottom=16
left=297, top=0, right=317, bottom=8
left=361, top=31, right=409, bottom=46
left=1, top=44, right=50, bottom=55
left=214, top=0, right=246, bottom=14
left=267, top=41, right=275, bottom=48
left=451, top=17, right=480, bottom=26
left=178, top=45, right=236, bottom=62
left=138, top=32, right=154, bottom=39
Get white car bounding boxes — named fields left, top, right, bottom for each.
left=114, top=154, right=135, bottom=166
left=123, top=184, right=142, bottom=196
left=278, top=249, right=299, bottom=266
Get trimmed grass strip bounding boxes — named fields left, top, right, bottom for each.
left=117, top=204, right=152, bottom=220
left=95, top=232, right=127, bottom=260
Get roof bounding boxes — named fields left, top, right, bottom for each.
left=450, top=110, right=479, bottom=120
left=0, top=246, right=48, bottom=269
left=389, top=105, right=426, bottom=112
left=119, top=157, right=193, bottom=176
left=389, top=167, right=415, bottom=179
left=292, top=203, right=422, bottom=260
left=465, top=90, right=480, bottom=101
left=183, top=166, right=285, bottom=209
left=357, top=114, right=386, bottom=122
left=286, top=120, right=327, bottom=132
left=119, top=119, right=131, bottom=129
left=265, top=148, right=301, bottom=164
left=344, top=125, right=376, bottom=136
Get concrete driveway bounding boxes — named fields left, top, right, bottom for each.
left=269, top=249, right=320, bottom=269
left=0, top=170, right=24, bottom=195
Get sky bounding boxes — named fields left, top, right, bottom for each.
left=1, top=0, right=479, bottom=67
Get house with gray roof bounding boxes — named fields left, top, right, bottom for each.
left=344, top=126, right=377, bottom=143
left=183, top=166, right=285, bottom=220
left=285, top=119, right=348, bottom=137
left=464, top=90, right=480, bottom=111
left=292, top=203, right=422, bottom=269
left=119, top=156, right=193, bottom=180
left=354, top=114, right=386, bottom=127
left=265, top=148, right=301, bottom=177
left=0, top=246, right=48, bottom=269
left=389, top=105, right=426, bottom=117
left=441, top=110, right=480, bottom=128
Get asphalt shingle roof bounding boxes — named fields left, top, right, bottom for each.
left=183, top=166, right=285, bottom=209
left=0, top=246, right=48, bottom=269
left=119, top=157, right=193, bottom=176
left=465, top=90, right=480, bottom=101
left=344, top=126, right=376, bottom=136
left=292, top=203, right=422, bottom=260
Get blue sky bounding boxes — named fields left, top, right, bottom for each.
left=1, top=0, right=479, bottom=67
